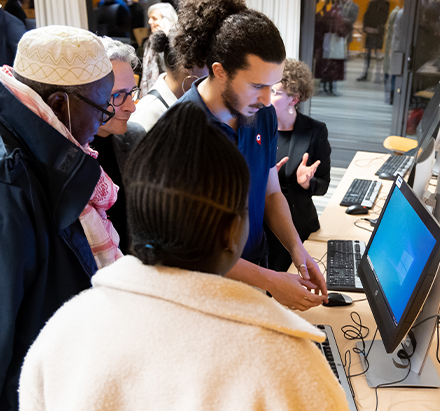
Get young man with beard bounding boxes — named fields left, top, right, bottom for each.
left=175, top=0, right=328, bottom=310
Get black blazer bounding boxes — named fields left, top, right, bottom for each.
left=278, top=111, right=331, bottom=241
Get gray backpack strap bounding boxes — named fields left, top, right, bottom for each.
left=147, top=89, right=169, bottom=109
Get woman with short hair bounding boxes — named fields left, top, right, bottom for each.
left=266, top=58, right=331, bottom=272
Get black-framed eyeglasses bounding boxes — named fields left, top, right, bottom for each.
left=70, top=92, right=115, bottom=124
left=111, top=87, right=141, bottom=107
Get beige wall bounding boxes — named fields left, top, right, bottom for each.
left=247, top=0, right=301, bottom=59
left=34, top=0, right=88, bottom=28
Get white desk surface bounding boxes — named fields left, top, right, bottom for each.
left=308, top=151, right=394, bottom=244
left=295, top=152, right=440, bottom=410
left=298, top=240, right=440, bottom=411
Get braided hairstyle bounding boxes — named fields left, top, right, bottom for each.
left=124, top=101, right=250, bottom=266
left=173, top=0, right=286, bottom=77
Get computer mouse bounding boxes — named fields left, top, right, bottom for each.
left=345, top=204, right=369, bottom=215
left=323, top=292, right=353, bottom=307
left=378, top=172, right=395, bottom=181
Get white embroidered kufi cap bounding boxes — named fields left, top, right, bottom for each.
left=13, top=25, right=113, bottom=86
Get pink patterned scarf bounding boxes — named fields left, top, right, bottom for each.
left=0, top=66, right=123, bottom=269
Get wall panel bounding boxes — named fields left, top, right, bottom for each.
left=247, top=0, right=301, bottom=59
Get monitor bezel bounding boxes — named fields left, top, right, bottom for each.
left=358, top=176, right=440, bottom=353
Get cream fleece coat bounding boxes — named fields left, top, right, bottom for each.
left=19, top=256, right=349, bottom=411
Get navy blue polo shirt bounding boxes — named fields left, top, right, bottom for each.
left=177, top=78, right=278, bottom=264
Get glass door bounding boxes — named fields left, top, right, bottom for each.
left=391, top=0, right=440, bottom=138
left=302, top=0, right=400, bottom=167
left=300, top=0, right=434, bottom=167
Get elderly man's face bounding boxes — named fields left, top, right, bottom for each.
left=97, top=61, right=137, bottom=138
left=69, top=72, right=115, bottom=146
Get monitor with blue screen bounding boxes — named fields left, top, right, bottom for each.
left=357, top=176, right=440, bottom=387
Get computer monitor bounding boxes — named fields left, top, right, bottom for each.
left=405, top=83, right=440, bottom=200
left=409, top=136, right=436, bottom=200
left=357, top=176, right=440, bottom=388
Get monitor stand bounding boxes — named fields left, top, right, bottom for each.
left=356, top=340, right=440, bottom=388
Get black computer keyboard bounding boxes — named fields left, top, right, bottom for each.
left=375, top=154, right=414, bottom=178
left=315, top=324, right=358, bottom=411
left=327, top=240, right=365, bottom=292
left=340, top=179, right=382, bottom=208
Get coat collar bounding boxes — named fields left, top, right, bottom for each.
left=285, top=111, right=313, bottom=178
left=0, top=82, right=101, bottom=230
left=93, top=255, right=326, bottom=343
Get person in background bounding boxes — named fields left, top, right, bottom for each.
left=265, top=59, right=331, bottom=272
left=19, top=101, right=349, bottom=411
left=98, top=0, right=130, bottom=12
left=0, top=7, right=26, bottom=66
left=341, top=0, right=359, bottom=56
left=93, top=37, right=146, bottom=254
left=97, top=0, right=131, bottom=39
left=131, top=28, right=208, bottom=132
left=357, top=0, right=390, bottom=82
left=4, top=0, right=27, bottom=26
left=383, top=2, right=401, bottom=104
left=140, top=2, right=178, bottom=96
left=315, top=0, right=347, bottom=96
left=126, top=0, right=145, bottom=48
left=139, top=0, right=159, bottom=32
left=0, top=25, right=117, bottom=411
left=175, top=0, right=328, bottom=310
left=388, top=7, right=404, bottom=105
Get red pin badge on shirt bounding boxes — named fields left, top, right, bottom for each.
left=256, top=134, right=261, bottom=145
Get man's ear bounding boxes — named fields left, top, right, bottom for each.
left=212, top=62, right=228, bottom=82
left=47, top=91, right=68, bottom=117
left=47, top=91, right=73, bottom=131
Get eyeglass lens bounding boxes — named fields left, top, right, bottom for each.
left=102, top=103, right=115, bottom=124
left=112, top=87, right=141, bottom=107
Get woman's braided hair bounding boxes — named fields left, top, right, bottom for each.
left=123, top=101, right=250, bottom=265
left=173, top=0, right=286, bottom=77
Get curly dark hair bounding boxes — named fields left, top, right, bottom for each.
left=149, top=28, right=180, bottom=75
left=123, top=101, right=250, bottom=266
left=280, top=59, right=314, bottom=103
left=173, top=0, right=286, bottom=77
